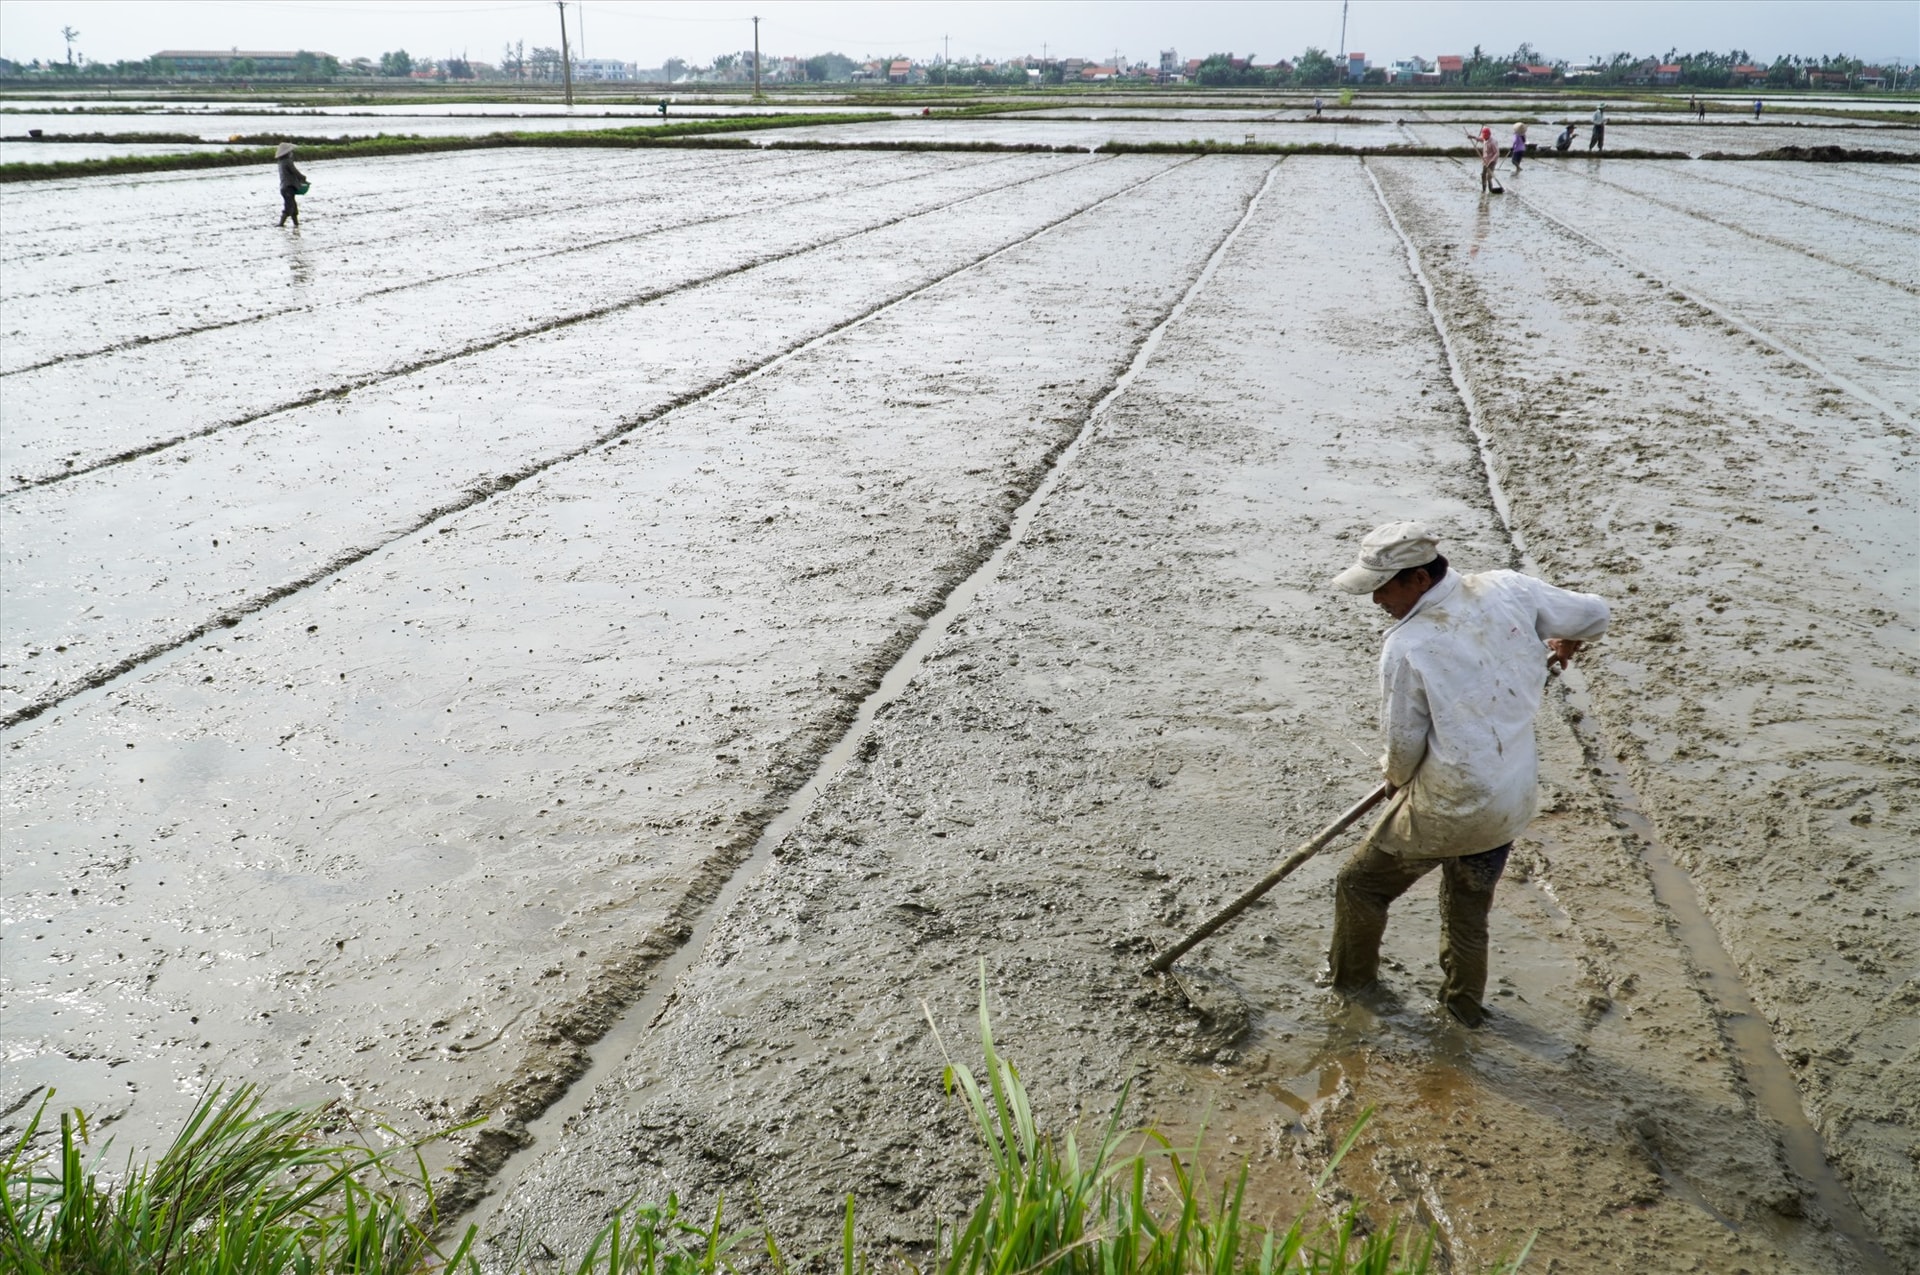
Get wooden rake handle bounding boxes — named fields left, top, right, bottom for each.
left=1144, top=782, right=1391, bottom=976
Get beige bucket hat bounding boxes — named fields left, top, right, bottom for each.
left=1332, top=521, right=1441, bottom=593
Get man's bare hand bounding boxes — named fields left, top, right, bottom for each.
left=1547, top=638, right=1585, bottom=671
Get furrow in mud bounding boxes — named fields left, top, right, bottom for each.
left=0, top=148, right=999, bottom=393
left=0, top=148, right=815, bottom=308
left=1366, top=155, right=1913, bottom=1269
left=0, top=152, right=1257, bottom=1201
left=1551, top=164, right=1918, bottom=296
left=0, top=144, right=793, bottom=272
left=0, top=152, right=845, bottom=374
left=0, top=151, right=1052, bottom=489
left=476, top=157, right=1847, bottom=1275
left=1484, top=163, right=1919, bottom=420
left=1666, top=162, right=1920, bottom=233
left=451, top=156, right=1286, bottom=1224
left=0, top=153, right=1135, bottom=723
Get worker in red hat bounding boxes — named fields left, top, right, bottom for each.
left=1463, top=125, right=1499, bottom=192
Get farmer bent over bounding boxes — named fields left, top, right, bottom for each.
left=1326, top=522, right=1610, bottom=1026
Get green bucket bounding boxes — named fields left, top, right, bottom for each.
left=295, top=181, right=311, bottom=195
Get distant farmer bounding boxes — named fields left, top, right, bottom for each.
left=1466, top=126, right=1499, bottom=191
left=1696, top=95, right=1707, bottom=122
left=1753, top=97, right=1764, bottom=119
left=1314, top=95, right=1324, bottom=116
left=1554, top=120, right=1578, bottom=151
left=1588, top=103, right=1606, bottom=150
left=275, top=142, right=306, bottom=228
left=1325, top=521, right=1611, bottom=1027
left=1509, top=121, right=1528, bottom=172
left=1687, top=93, right=1697, bottom=116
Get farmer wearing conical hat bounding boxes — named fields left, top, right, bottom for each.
left=275, top=142, right=307, bottom=228
left=1325, top=522, right=1611, bottom=1026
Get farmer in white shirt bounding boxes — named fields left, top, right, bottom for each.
left=1326, top=522, right=1611, bottom=1026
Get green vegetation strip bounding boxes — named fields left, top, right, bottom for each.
left=0, top=978, right=1515, bottom=1275
left=6, top=122, right=1913, bottom=182
left=0, top=112, right=890, bottom=182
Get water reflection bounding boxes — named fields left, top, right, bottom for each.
left=283, top=227, right=312, bottom=289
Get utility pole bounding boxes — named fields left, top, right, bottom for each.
left=578, top=2, right=585, bottom=63
left=557, top=0, right=573, bottom=106
left=1338, top=0, right=1349, bottom=60
left=943, top=33, right=949, bottom=87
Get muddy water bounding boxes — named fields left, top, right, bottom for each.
left=0, top=149, right=1270, bottom=1189
left=4, top=146, right=1911, bottom=1271
left=1469, top=159, right=1920, bottom=418
left=0, top=148, right=888, bottom=377
left=479, top=156, right=1899, bottom=1272
left=4, top=151, right=1154, bottom=719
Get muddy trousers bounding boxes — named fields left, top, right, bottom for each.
left=1327, top=841, right=1510, bottom=1023
left=279, top=191, right=299, bottom=226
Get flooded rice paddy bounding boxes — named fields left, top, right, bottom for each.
left=5, top=90, right=1916, bottom=162
left=1, top=131, right=1915, bottom=1274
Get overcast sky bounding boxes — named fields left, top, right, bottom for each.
left=2, top=1, right=1914, bottom=70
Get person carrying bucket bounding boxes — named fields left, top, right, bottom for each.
left=1464, top=126, right=1499, bottom=192
left=1322, top=521, right=1611, bottom=1026
left=275, top=142, right=308, bottom=228
left=1509, top=121, right=1528, bottom=173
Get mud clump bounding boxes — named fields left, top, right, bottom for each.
left=1712, top=144, right=1919, bottom=163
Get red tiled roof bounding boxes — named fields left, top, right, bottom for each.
left=1657, top=64, right=1681, bottom=73
left=1437, top=56, right=1463, bottom=71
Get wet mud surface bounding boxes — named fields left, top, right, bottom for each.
left=3, top=147, right=1913, bottom=1272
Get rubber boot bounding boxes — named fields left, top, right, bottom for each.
left=1329, top=843, right=1430, bottom=992
left=1437, top=844, right=1510, bottom=1027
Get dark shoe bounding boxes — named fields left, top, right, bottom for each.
left=1444, top=996, right=1488, bottom=1028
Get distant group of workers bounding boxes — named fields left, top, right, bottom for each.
left=1458, top=92, right=1770, bottom=195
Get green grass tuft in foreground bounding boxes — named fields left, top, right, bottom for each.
left=2, top=974, right=1528, bottom=1274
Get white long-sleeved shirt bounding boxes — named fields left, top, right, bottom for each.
left=1365, top=569, right=1611, bottom=859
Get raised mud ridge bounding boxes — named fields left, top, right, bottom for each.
left=7, top=134, right=1915, bottom=185
left=445, top=159, right=1284, bottom=1224
left=0, top=155, right=1158, bottom=729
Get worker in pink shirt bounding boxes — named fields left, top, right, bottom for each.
left=1464, top=126, right=1499, bottom=192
